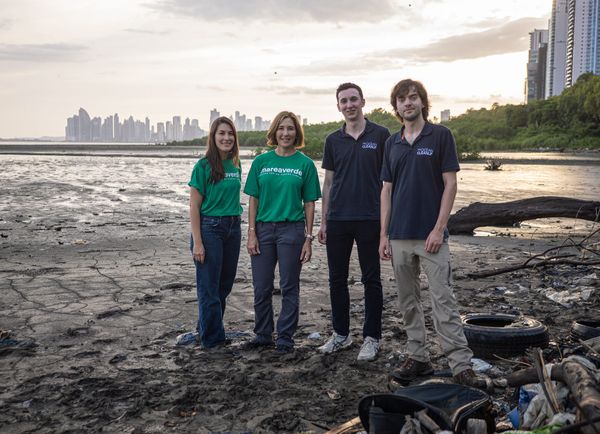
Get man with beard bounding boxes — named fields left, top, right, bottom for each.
left=379, top=79, right=482, bottom=387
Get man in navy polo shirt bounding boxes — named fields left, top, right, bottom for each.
left=379, top=79, right=481, bottom=387
left=317, top=82, right=390, bottom=361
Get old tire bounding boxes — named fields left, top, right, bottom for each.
left=462, top=313, right=549, bottom=359
left=570, top=319, right=600, bottom=341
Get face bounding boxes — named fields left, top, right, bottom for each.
left=214, top=122, right=235, bottom=157
left=395, top=87, right=423, bottom=122
left=276, top=117, right=297, bottom=149
left=337, top=88, right=365, bottom=122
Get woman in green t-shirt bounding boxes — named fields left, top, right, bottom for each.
left=188, top=117, right=242, bottom=348
left=244, top=111, right=321, bottom=352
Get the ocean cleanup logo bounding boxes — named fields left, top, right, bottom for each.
left=362, top=142, right=378, bottom=150
left=225, top=172, right=240, bottom=180
left=416, top=147, right=433, bottom=156
left=259, top=167, right=303, bottom=177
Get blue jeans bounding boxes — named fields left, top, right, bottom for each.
left=190, top=215, right=241, bottom=348
left=250, top=221, right=305, bottom=348
left=325, top=220, right=383, bottom=339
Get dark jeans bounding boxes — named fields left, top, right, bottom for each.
left=326, top=220, right=383, bottom=339
left=250, top=221, right=305, bottom=348
left=190, top=215, right=241, bottom=348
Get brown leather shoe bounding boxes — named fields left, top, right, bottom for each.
left=391, top=358, right=434, bottom=382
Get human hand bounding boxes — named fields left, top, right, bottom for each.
left=318, top=225, right=326, bottom=244
left=247, top=232, right=260, bottom=256
left=425, top=228, right=444, bottom=253
left=192, top=242, right=206, bottom=264
left=300, top=240, right=312, bottom=263
left=379, top=236, right=391, bottom=261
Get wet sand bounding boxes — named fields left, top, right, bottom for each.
left=1, top=152, right=599, bottom=433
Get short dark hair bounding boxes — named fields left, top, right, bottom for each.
left=336, top=82, right=363, bottom=101
left=266, top=111, right=304, bottom=149
left=390, top=79, right=430, bottom=122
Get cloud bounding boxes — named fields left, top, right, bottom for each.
left=255, top=85, right=333, bottom=96
left=0, top=43, right=87, bottom=62
left=0, top=19, right=13, bottom=30
left=148, top=0, right=397, bottom=22
left=291, top=16, right=547, bottom=76
left=378, top=16, right=547, bottom=62
left=124, top=28, right=172, bottom=35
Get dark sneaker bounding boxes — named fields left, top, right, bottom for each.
left=391, top=358, right=434, bottom=382
left=276, top=344, right=293, bottom=353
left=453, top=368, right=492, bottom=392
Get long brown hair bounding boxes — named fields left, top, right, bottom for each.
left=266, top=111, right=304, bottom=149
left=205, top=116, right=240, bottom=183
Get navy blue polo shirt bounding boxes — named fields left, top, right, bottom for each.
left=380, top=122, right=460, bottom=240
left=322, top=119, right=390, bottom=220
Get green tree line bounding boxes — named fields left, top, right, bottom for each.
left=444, top=73, right=600, bottom=153
left=169, top=73, right=600, bottom=159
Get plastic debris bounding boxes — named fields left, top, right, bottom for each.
left=472, top=358, right=493, bottom=373
left=175, top=331, right=198, bottom=346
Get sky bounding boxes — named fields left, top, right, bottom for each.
left=0, top=0, right=551, bottom=138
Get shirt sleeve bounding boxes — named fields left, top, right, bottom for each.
left=302, top=159, right=322, bottom=202
left=322, top=135, right=334, bottom=170
left=380, top=135, right=393, bottom=182
left=243, top=158, right=260, bottom=198
left=440, top=128, right=460, bottom=173
left=188, top=159, right=208, bottom=195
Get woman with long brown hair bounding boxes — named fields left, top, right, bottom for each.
left=188, top=116, right=242, bottom=348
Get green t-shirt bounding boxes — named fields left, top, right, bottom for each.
left=244, top=150, right=321, bottom=222
left=188, top=158, right=242, bottom=216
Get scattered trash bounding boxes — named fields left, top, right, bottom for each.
left=541, top=286, right=594, bottom=307
left=472, top=358, right=493, bottom=373
left=175, top=331, right=198, bottom=346
left=327, top=389, right=341, bottom=400
left=307, top=332, right=321, bottom=340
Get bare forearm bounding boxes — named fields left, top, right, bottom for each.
left=248, top=196, right=258, bottom=231
left=380, top=182, right=392, bottom=237
left=433, top=174, right=457, bottom=232
left=304, top=201, right=315, bottom=235
left=189, top=189, right=203, bottom=243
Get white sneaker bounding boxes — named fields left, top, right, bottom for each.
left=318, top=333, right=352, bottom=354
left=357, top=336, right=379, bottom=361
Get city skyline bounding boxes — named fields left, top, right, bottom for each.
left=1, top=0, right=551, bottom=137
left=64, top=107, right=277, bottom=143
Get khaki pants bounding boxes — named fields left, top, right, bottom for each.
left=390, top=240, right=472, bottom=374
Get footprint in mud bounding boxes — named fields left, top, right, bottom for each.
left=134, top=294, right=163, bottom=304
left=65, top=326, right=91, bottom=337
left=160, top=282, right=194, bottom=291
left=73, top=350, right=102, bottom=358
left=109, top=353, right=128, bottom=364
left=96, top=307, right=132, bottom=319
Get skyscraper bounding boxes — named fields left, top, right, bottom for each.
left=173, top=116, right=182, bottom=141
left=209, top=109, right=220, bottom=127
left=565, top=0, right=600, bottom=86
left=546, top=0, right=569, bottom=97
left=78, top=108, right=91, bottom=142
left=526, top=29, right=549, bottom=102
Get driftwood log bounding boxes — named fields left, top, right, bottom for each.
left=507, top=358, right=600, bottom=434
left=448, top=196, right=600, bottom=235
